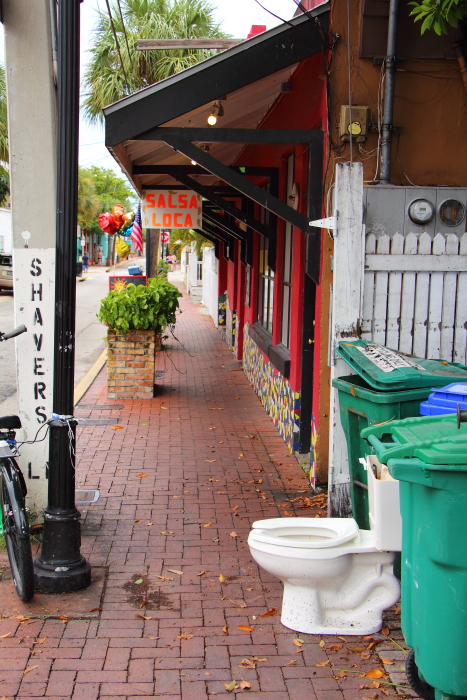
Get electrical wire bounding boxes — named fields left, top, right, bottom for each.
left=251, top=0, right=296, bottom=28
left=103, top=0, right=130, bottom=93
left=116, top=0, right=132, bottom=62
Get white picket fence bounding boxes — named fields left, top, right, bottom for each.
left=362, top=231, right=467, bottom=364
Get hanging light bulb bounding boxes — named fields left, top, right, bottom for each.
left=191, top=159, right=197, bottom=165
left=207, top=101, right=224, bottom=126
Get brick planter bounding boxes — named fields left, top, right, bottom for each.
left=107, top=329, right=162, bottom=399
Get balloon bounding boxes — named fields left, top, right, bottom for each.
left=116, top=236, right=130, bottom=259
left=98, top=212, right=116, bottom=235
left=111, top=204, right=126, bottom=230
left=120, top=222, right=134, bottom=237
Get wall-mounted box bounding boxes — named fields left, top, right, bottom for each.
left=339, top=105, right=370, bottom=142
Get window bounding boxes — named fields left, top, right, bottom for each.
left=257, top=234, right=274, bottom=333
left=281, top=223, right=293, bottom=347
left=281, top=154, right=294, bottom=348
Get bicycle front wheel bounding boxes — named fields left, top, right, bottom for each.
left=1, top=467, right=34, bottom=602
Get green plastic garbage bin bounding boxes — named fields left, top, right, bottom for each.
left=362, top=414, right=467, bottom=700
left=332, top=340, right=467, bottom=529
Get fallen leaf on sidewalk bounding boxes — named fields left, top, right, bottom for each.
left=140, top=601, right=149, bottom=608
left=365, top=669, right=385, bottom=679
left=206, top=460, right=216, bottom=462
left=237, top=625, right=254, bottom=632
left=347, top=646, right=366, bottom=653
left=135, top=614, right=152, bottom=620
left=197, top=571, right=207, bottom=576
left=260, top=608, right=277, bottom=617
left=34, top=638, right=47, bottom=645
left=203, top=522, right=212, bottom=528
left=229, top=600, right=247, bottom=608
left=136, top=474, right=147, bottom=478
left=222, top=625, right=228, bottom=635
left=23, top=665, right=40, bottom=675
left=146, top=523, right=153, bottom=526
left=319, top=640, right=326, bottom=647
left=284, top=511, right=293, bottom=516
left=87, top=608, right=101, bottom=613
left=218, top=441, right=224, bottom=444
left=160, top=531, right=174, bottom=535
left=147, top=636, right=160, bottom=640
left=381, top=627, right=390, bottom=636
left=224, top=680, right=238, bottom=692
left=167, top=569, right=183, bottom=575
left=316, top=661, right=330, bottom=667
left=110, top=425, right=123, bottom=429
left=134, top=519, right=140, bottom=523
left=231, top=505, right=239, bottom=511
left=239, top=680, right=251, bottom=689
left=380, top=658, right=394, bottom=665
left=177, top=633, right=193, bottom=640
left=293, top=639, right=304, bottom=647
left=325, top=644, right=342, bottom=651
left=229, top=531, right=238, bottom=537
left=134, top=578, right=143, bottom=584
left=219, top=573, right=226, bottom=583
left=154, top=575, right=173, bottom=581
left=0, top=633, right=11, bottom=638
left=161, top=406, right=168, bottom=410
left=239, top=658, right=256, bottom=669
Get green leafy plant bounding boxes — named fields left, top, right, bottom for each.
left=98, top=277, right=182, bottom=333
left=409, top=0, right=467, bottom=35
left=157, top=260, right=169, bottom=278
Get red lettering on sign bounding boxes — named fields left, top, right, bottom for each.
left=179, top=194, right=187, bottom=208
left=168, top=195, right=177, bottom=209
left=188, top=195, right=198, bottom=209
left=163, top=213, right=171, bottom=226
left=152, top=213, right=162, bottom=226
left=146, top=193, right=155, bottom=208
left=184, top=214, right=193, bottom=227
left=157, top=194, right=166, bottom=208
left=174, top=213, right=182, bottom=226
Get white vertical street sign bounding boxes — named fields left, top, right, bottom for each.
left=4, top=0, right=57, bottom=511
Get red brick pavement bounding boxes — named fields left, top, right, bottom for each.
left=0, top=280, right=408, bottom=699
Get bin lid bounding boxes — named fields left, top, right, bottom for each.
left=425, top=382, right=467, bottom=409
left=361, top=414, right=467, bottom=465
left=336, top=340, right=467, bottom=391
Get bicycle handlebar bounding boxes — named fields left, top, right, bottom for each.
left=1, top=324, right=27, bottom=341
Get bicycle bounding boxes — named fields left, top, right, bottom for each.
left=0, top=323, right=37, bottom=602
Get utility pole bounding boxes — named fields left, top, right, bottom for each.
left=34, top=0, right=91, bottom=593
left=3, top=0, right=57, bottom=511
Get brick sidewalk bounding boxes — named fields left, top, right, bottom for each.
left=0, top=281, right=409, bottom=699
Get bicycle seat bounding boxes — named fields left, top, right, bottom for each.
left=0, top=415, right=21, bottom=429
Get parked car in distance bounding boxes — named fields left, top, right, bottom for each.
left=0, top=254, right=13, bottom=292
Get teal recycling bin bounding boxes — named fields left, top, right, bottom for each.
left=362, top=414, right=467, bottom=700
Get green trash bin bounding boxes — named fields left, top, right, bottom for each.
left=332, top=340, right=467, bottom=529
left=332, top=374, right=431, bottom=529
left=362, top=414, right=467, bottom=700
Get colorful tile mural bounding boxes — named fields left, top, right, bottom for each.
left=222, top=296, right=236, bottom=353
left=243, top=323, right=301, bottom=454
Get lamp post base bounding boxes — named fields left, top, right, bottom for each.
left=34, top=556, right=91, bottom=594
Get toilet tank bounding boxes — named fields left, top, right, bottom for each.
left=366, top=455, right=402, bottom=552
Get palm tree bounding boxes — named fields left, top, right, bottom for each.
left=82, top=0, right=228, bottom=124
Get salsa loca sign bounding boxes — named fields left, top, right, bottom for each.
left=142, top=189, right=202, bottom=229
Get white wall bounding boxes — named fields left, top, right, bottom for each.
left=202, top=245, right=218, bottom=327
left=0, top=207, right=12, bottom=252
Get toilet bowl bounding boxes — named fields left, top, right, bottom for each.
left=248, top=459, right=401, bottom=635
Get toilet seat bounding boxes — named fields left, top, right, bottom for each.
left=250, top=517, right=360, bottom=549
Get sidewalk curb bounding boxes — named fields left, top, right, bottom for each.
left=73, top=347, right=107, bottom=405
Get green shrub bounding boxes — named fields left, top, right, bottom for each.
left=98, top=277, right=182, bottom=333
left=157, top=260, right=169, bottom=278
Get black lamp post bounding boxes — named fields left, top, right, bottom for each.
left=34, top=0, right=91, bottom=593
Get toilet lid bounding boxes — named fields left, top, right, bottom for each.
left=249, top=517, right=360, bottom=549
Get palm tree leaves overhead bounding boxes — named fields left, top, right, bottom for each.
left=82, top=0, right=229, bottom=124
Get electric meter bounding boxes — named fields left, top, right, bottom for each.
left=439, top=199, right=466, bottom=227
left=407, top=199, right=435, bottom=225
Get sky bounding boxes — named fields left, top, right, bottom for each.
left=78, top=0, right=300, bottom=178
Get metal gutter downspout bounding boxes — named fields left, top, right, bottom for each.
left=379, top=0, right=400, bottom=184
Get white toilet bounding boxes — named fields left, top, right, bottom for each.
left=248, top=457, right=401, bottom=636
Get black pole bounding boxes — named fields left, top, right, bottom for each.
left=145, top=228, right=151, bottom=276
left=379, top=0, right=399, bottom=184
left=34, top=0, right=91, bottom=593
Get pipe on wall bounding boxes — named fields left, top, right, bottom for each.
left=379, top=0, right=399, bottom=184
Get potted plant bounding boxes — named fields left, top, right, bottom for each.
left=98, top=278, right=182, bottom=398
